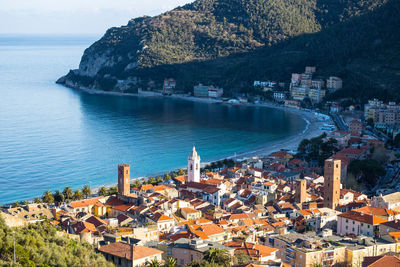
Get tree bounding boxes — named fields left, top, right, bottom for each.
left=134, top=179, right=141, bottom=188
left=146, top=259, right=160, bottom=267
left=98, top=186, right=107, bottom=196
left=164, top=173, right=171, bottom=180
left=62, top=186, right=74, bottom=201
left=42, top=190, right=54, bottom=204
left=367, top=118, right=374, bottom=128
left=234, top=251, right=251, bottom=265
left=148, top=177, right=156, bottom=184
left=178, top=169, right=184, bottom=175
left=156, top=176, right=163, bottom=183
left=204, top=248, right=231, bottom=266
left=349, top=159, right=386, bottom=188
left=163, top=257, right=177, bottom=267
left=107, top=186, right=118, bottom=195
left=33, top=197, right=41, bottom=204
left=73, top=190, right=83, bottom=200
left=53, top=190, right=65, bottom=206
left=82, top=185, right=91, bottom=199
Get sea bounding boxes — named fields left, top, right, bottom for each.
left=0, top=35, right=306, bottom=204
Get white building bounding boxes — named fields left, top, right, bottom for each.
left=188, top=146, right=200, bottom=183
left=371, top=192, right=400, bottom=210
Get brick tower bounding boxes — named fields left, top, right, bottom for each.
left=118, top=164, right=131, bottom=197
left=323, top=159, right=341, bottom=209
left=295, top=179, right=307, bottom=204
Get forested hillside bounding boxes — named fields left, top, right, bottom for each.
left=58, top=0, right=400, bottom=102
left=0, top=216, right=112, bottom=266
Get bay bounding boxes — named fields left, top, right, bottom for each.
left=0, top=35, right=306, bottom=204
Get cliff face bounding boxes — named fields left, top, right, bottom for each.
left=58, top=0, right=400, bottom=101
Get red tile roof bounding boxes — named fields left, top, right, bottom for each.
left=98, top=243, right=162, bottom=261
left=150, top=212, right=173, bottom=222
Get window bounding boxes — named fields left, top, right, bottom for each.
left=180, top=259, right=184, bottom=265
left=126, top=170, right=128, bottom=174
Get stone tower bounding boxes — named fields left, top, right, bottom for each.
left=118, top=164, right=130, bottom=197
left=323, top=159, right=341, bottom=209
left=295, top=179, right=307, bottom=204
left=188, top=146, right=200, bottom=183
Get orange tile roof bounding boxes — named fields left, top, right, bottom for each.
left=339, top=211, right=388, bottom=225
left=140, top=184, right=154, bottom=191
left=153, top=185, right=168, bottom=191
left=364, top=255, right=400, bottom=267
left=199, top=223, right=225, bottom=236
left=70, top=196, right=104, bottom=208
left=151, top=212, right=173, bottom=222
left=181, top=207, right=199, bottom=214
left=354, top=206, right=398, bottom=217
left=98, top=243, right=162, bottom=261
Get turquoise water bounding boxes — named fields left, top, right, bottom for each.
left=0, top=36, right=306, bottom=204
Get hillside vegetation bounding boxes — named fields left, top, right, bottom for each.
left=59, top=0, right=400, bottom=102
left=0, top=216, right=112, bottom=266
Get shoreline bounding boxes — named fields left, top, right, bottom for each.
left=2, top=84, right=331, bottom=205
left=62, top=83, right=331, bottom=162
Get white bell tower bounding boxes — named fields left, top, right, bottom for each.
left=188, top=146, right=200, bottom=183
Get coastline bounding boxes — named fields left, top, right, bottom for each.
left=11, top=83, right=331, bottom=202
left=61, top=83, right=331, bottom=160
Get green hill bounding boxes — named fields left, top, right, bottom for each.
left=58, top=0, right=400, bottom=103
left=0, top=216, right=112, bottom=266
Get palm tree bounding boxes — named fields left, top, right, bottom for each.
left=163, top=257, right=176, bottom=267
left=146, top=259, right=160, bottom=267
left=204, top=248, right=231, bottom=267
left=98, top=186, right=107, bottom=196
left=53, top=190, right=64, bottom=206
left=73, top=189, right=83, bottom=200
left=82, top=185, right=91, bottom=199
left=63, top=186, right=74, bottom=201
left=133, top=179, right=141, bottom=188
left=164, top=173, right=171, bottom=180
left=148, top=177, right=156, bottom=184
left=42, top=190, right=54, bottom=204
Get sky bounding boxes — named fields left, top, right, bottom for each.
left=0, top=0, right=194, bottom=35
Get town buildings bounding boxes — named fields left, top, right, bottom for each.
left=7, top=141, right=400, bottom=267
left=193, top=84, right=223, bottom=98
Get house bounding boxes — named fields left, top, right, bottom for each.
left=327, top=131, right=351, bottom=148
left=337, top=210, right=387, bottom=237
left=372, top=192, right=400, bottom=211
left=132, top=226, right=159, bottom=243
left=167, top=238, right=234, bottom=266
left=362, top=255, right=400, bottom=267
left=163, top=78, right=176, bottom=93
left=340, top=189, right=368, bottom=206
left=68, top=196, right=106, bottom=214
left=224, top=241, right=279, bottom=264
left=149, top=212, right=175, bottom=233
left=269, top=151, right=293, bottom=165
left=273, top=92, right=286, bottom=102
left=337, top=147, right=367, bottom=160
left=188, top=223, right=227, bottom=243
left=181, top=207, right=202, bottom=220
left=98, top=242, right=163, bottom=267
left=349, top=119, right=363, bottom=136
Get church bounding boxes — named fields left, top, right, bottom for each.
left=180, top=146, right=224, bottom=207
